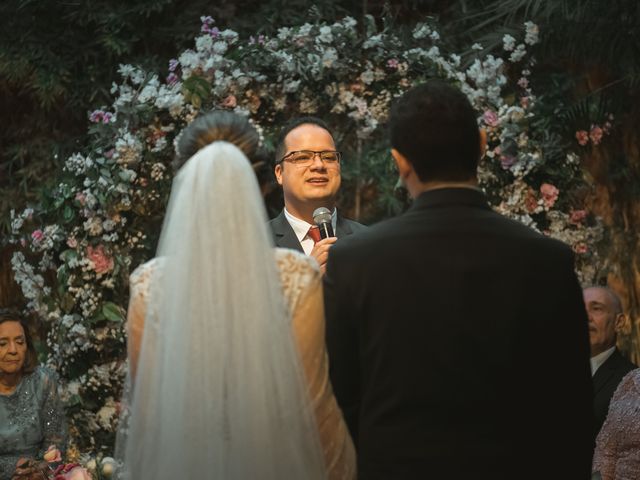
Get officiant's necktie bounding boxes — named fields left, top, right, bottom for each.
left=307, top=226, right=322, bottom=244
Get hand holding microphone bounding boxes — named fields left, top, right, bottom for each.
left=310, top=207, right=337, bottom=274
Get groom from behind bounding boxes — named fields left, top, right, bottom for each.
left=324, top=80, right=593, bottom=479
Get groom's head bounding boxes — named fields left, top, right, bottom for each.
left=389, top=80, right=482, bottom=191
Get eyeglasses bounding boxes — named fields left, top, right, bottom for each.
left=278, top=150, right=342, bottom=167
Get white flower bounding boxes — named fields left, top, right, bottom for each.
left=283, top=79, right=301, bottom=93
left=102, top=219, right=117, bottom=232
left=298, top=23, right=313, bottom=37
left=150, top=163, right=166, bottom=181
left=509, top=44, right=527, bottom=63
left=117, top=64, right=135, bottom=78
left=220, top=29, right=239, bottom=44
left=137, top=78, right=159, bottom=104
left=341, top=16, right=357, bottom=29
left=318, top=25, right=333, bottom=43
left=155, top=85, right=185, bottom=117
left=471, top=43, right=483, bottom=51
left=195, top=34, right=213, bottom=52
left=83, top=217, right=103, bottom=236
left=178, top=50, right=200, bottom=71
left=429, top=30, right=440, bottom=41
left=322, top=48, right=338, bottom=68
left=277, top=27, right=292, bottom=41
left=97, top=398, right=118, bottom=431
left=502, top=34, right=516, bottom=52
left=524, top=21, right=540, bottom=46
left=360, top=70, right=375, bottom=85
left=363, top=34, right=384, bottom=49
left=412, top=23, right=431, bottom=40
left=213, top=41, right=228, bottom=55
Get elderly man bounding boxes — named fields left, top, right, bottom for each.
left=584, top=286, right=636, bottom=443
left=268, top=117, right=366, bottom=272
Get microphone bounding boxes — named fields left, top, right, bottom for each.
left=313, top=207, right=334, bottom=239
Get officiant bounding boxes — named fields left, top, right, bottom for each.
left=268, top=117, right=366, bottom=273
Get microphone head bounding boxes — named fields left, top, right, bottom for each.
left=313, top=207, right=332, bottom=225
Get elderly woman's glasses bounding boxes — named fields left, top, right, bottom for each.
left=278, top=150, right=342, bottom=167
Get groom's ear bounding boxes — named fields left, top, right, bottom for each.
left=391, top=148, right=412, bottom=180
left=479, top=128, right=488, bottom=157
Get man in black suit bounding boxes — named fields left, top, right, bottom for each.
left=584, top=286, right=636, bottom=443
left=268, top=117, right=366, bottom=272
left=324, top=80, right=593, bottom=479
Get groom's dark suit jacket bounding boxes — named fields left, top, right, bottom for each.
left=593, top=348, right=636, bottom=442
left=324, top=187, right=593, bottom=480
left=268, top=210, right=367, bottom=253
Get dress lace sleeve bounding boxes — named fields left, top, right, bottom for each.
left=276, top=249, right=356, bottom=480
left=38, top=367, right=67, bottom=456
left=126, top=260, right=157, bottom=377
left=592, top=370, right=638, bottom=479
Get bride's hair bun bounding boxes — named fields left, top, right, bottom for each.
left=175, top=111, right=262, bottom=169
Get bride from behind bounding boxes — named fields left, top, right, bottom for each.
left=119, top=111, right=356, bottom=479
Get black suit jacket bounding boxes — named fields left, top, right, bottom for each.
left=324, top=188, right=593, bottom=480
left=267, top=209, right=367, bottom=252
left=593, top=348, right=636, bottom=442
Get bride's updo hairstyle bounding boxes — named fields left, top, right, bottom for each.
left=175, top=110, right=264, bottom=169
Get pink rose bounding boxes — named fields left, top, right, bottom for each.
left=54, top=465, right=92, bottom=480
left=221, top=94, right=237, bottom=108
left=86, top=245, right=114, bottom=275
left=386, top=58, right=399, bottom=69
left=524, top=188, right=538, bottom=213
left=75, top=192, right=87, bottom=206
left=569, top=209, right=588, bottom=224
left=575, top=130, right=589, bottom=146
left=31, top=229, right=44, bottom=242
left=520, top=96, right=530, bottom=109
left=483, top=110, right=499, bottom=127
left=589, top=125, right=603, bottom=145
left=540, top=183, right=559, bottom=208
left=43, top=445, right=62, bottom=463
left=574, top=243, right=588, bottom=254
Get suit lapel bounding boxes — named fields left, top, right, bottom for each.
left=271, top=211, right=304, bottom=253
left=335, top=215, right=353, bottom=238
left=593, top=350, right=622, bottom=395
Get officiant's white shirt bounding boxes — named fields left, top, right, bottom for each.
left=284, top=207, right=338, bottom=255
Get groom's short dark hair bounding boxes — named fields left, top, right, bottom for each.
left=389, top=80, right=480, bottom=182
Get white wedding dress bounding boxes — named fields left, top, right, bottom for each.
left=117, top=141, right=355, bottom=479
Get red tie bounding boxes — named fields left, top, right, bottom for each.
left=307, top=226, right=322, bottom=244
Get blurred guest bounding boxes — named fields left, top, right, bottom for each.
left=0, top=309, right=66, bottom=480
left=584, top=286, right=636, bottom=442
left=592, top=368, right=640, bottom=479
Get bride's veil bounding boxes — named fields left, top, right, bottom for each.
left=116, top=141, right=327, bottom=479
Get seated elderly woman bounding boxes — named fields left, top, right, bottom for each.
left=0, top=309, right=67, bottom=480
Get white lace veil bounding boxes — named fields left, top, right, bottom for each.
left=116, top=141, right=327, bottom=479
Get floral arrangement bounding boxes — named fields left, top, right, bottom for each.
left=10, top=15, right=608, bottom=454
left=13, top=446, right=114, bottom=479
